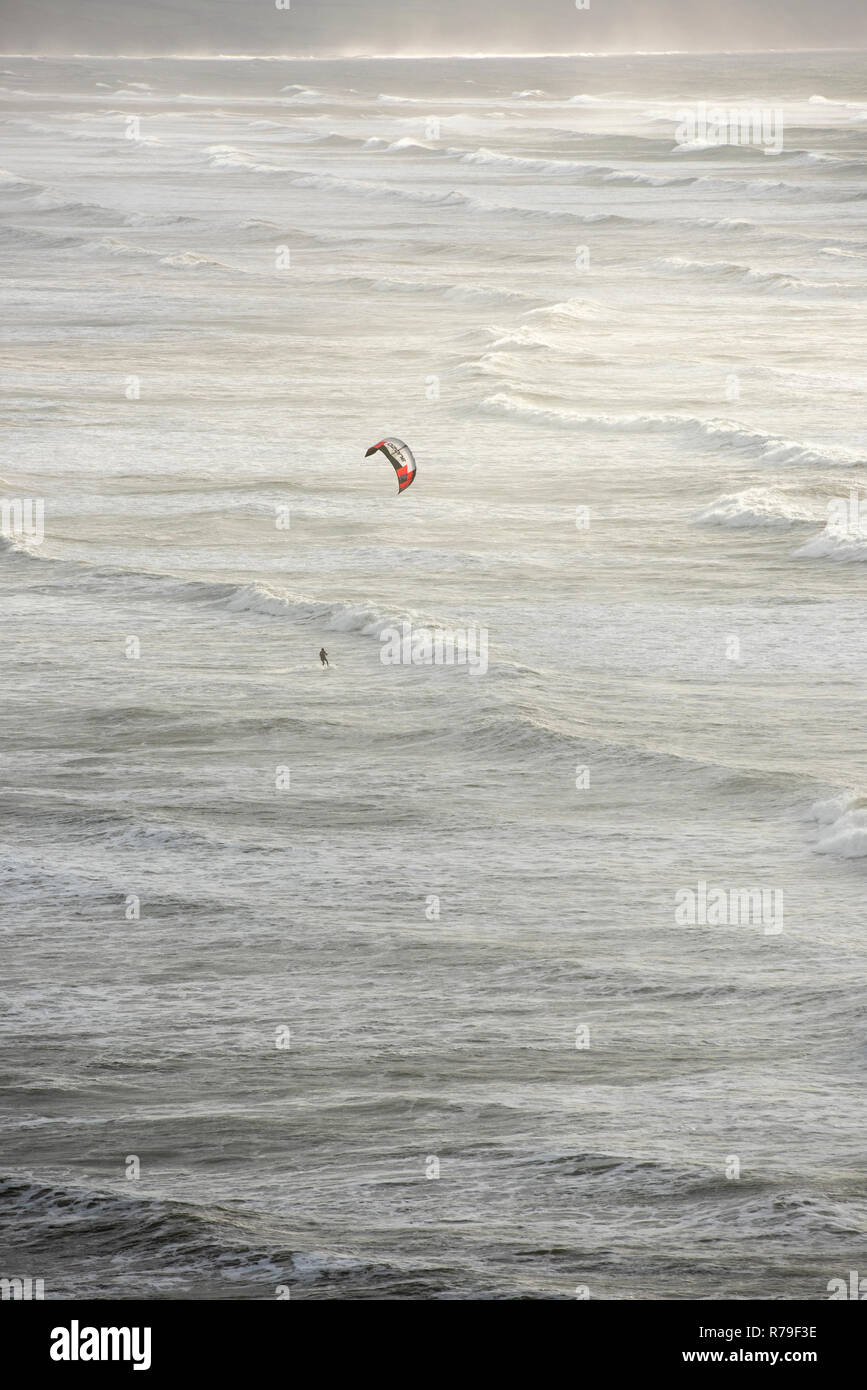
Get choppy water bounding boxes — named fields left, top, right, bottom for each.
left=1, top=51, right=866, bottom=1300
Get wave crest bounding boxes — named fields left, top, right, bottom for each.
left=806, top=795, right=867, bottom=859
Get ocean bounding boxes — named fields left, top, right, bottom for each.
left=1, top=49, right=866, bottom=1300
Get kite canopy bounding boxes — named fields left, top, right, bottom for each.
left=365, top=437, right=417, bottom=493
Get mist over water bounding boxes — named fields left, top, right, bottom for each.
left=1, top=49, right=866, bottom=1299
left=4, top=0, right=867, bottom=57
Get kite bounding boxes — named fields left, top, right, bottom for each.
left=364, top=437, right=417, bottom=493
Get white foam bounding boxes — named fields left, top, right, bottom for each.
left=794, top=526, right=867, bottom=562
left=159, top=251, right=232, bottom=271
left=483, top=392, right=867, bottom=468
left=806, top=794, right=867, bottom=858
left=220, top=582, right=439, bottom=640
left=695, top=489, right=818, bottom=530
left=655, top=257, right=830, bottom=295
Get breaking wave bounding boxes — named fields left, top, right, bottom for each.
left=793, top=525, right=867, bottom=562
left=695, top=489, right=820, bottom=530
left=805, top=795, right=867, bottom=859
left=655, top=256, right=858, bottom=296
left=482, top=392, right=867, bottom=467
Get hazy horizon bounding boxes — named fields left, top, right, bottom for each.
left=2, top=0, right=866, bottom=58
left=3, top=47, right=867, bottom=59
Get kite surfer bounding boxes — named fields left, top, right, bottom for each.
left=319, top=647, right=329, bottom=667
